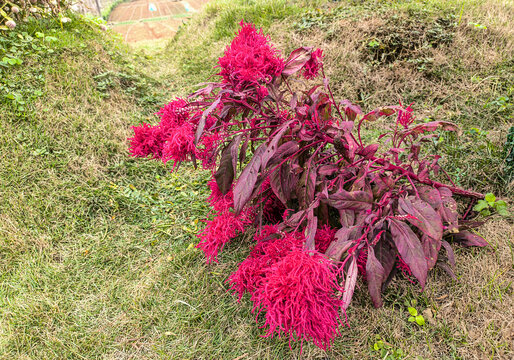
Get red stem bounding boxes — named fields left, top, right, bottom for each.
left=373, top=158, right=484, bottom=198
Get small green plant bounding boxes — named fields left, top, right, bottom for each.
left=468, top=22, right=487, bottom=30
left=372, top=336, right=406, bottom=359
left=405, top=299, right=425, bottom=326
left=473, top=193, right=509, bottom=217
left=505, top=126, right=514, bottom=179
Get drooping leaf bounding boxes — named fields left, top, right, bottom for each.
left=328, top=190, right=373, bottom=211
left=366, top=246, right=386, bottom=308
left=261, top=120, right=294, bottom=171
left=388, top=219, right=428, bottom=288
left=339, top=209, right=355, bottom=228
left=233, top=144, right=267, bottom=214
left=297, top=165, right=317, bottom=208
left=438, top=187, right=459, bottom=233
left=304, top=211, right=318, bottom=251
left=418, top=186, right=442, bottom=209
left=374, top=238, right=397, bottom=286
left=436, top=261, right=458, bottom=280
left=357, top=144, right=379, bottom=159
left=340, top=100, right=363, bottom=121
left=398, top=197, right=443, bottom=241
left=214, top=136, right=241, bottom=194
left=194, top=95, right=223, bottom=145
left=421, top=234, right=441, bottom=270
left=408, top=121, right=459, bottom=136
left=282, top=47, right=313, bottom=77
left=267, top=141, right=299, bottom=167
left=441, top=240, right=456, bottom=267
left=342, top=256, right=358, bottom=311
left=452, top=231, right=489, bottom=247
left=325, top=226, right=359, bottom=261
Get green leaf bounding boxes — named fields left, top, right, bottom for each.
left=35, top=32, right=44, bottom=38
left=408, top=307, right=418, bottom=316
left=481, top=209, right=491, bottom=216
left=485, top=193, right=496, bottom=205
left=415, top=315, right=425, bottom=326
left=497, top=208, right=510, bottom=217
left=473, top=200, right=489, bottom=212
left=408, top=316, right=415, bottom=322
left=493, top=200, right=507, bottom=210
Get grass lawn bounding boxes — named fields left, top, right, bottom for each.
left=0, top=1, right=513, bottom=359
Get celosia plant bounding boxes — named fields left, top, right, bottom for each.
left=128, top=21, right=490, bottom=350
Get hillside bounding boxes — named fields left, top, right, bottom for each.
left=0, top=1, right=513, bottom=359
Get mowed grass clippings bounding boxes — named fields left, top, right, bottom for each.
left=0, top=1, right=513, bottom=359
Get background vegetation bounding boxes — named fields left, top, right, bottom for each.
left=0, top=1, right=512, bottom=359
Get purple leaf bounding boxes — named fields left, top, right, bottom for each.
left=452, top=231, right=489, bottom=247
left=436, top=261, right=458, bottom=280
left=327, top=190, right=373, bottom=211
left=233, top=144, right=266, bottom=214
left=318, top=164, right=339, bottom=177
left=408, top=121, right=459, bottom=136
left=363, top=106, right=401, bottom=122
left=441, top=240, right=456, bottom=267
left=297, top=165, right=317, bottom=208
left=342, top=256, right=358, bottom=311
left=421, top=234, right=441, bottom=270
left=282, top=47, right=313, bottom=77
left=194, top=94, right=223, bottom=145
left=357, top=144, right=379, bottom=159
left=325, top=226, right=361, bottom=261
left=418, top=186, right=442, bottom=209
left=438, top=187, right=459, bottom=233
left=261, top=120, right=295, bottom=171
left=283, top=210, right=306, bottom=228
left=214, top=135, right=241, bottom=194
left=340, top=100, right=363, bottom=121
left=366, top=246, right=386, bottom=308
left=267, top=141, right=299, bottom=167
left=304, top=210, right=318, bottom=251
left=388, top=219, right=428, bottom=289
left=398, top=197, right=443, bottom=241
left=374, top=238, right=396, bottom=285
left=339, top=209, right=355, bottom=228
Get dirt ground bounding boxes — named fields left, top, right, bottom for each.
left=108, top=0, right=210, bottom=42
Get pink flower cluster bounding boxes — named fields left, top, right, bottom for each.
left=218, top=21, right=285, bottom=88
left=128, top=98, right=219, bottom=170
left=196, top=179, right=254, bottom=263
left=303, top=48, right=323, bottom=80
left=229, top=232, right=343, bottom=350
left=397, top=101, right=415, bottom=128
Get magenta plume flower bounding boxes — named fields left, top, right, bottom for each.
left=128, top=123, right=167, bottom=159
left=157, top=98, right=191, bottom=130
left=256, top=247, right=343, bottom=351
left=218, top=21, right=285, bottom=88
left=302, top=48, right=323, bottom=80
left=229, top=233, right=343, bottom=351
left=196, top=210, right=251, bottom=263
left=162, top=123, right=196, bottom=167
left=229, top=231, right=304, bottom=299
left=396, top=101, right=415, bottom=128
left=315, top=225, right=337, bottom=253
left=207, top=178, right=234, bottom=212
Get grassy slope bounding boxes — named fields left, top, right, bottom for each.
left=0, top=1, right=513, bottom=359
